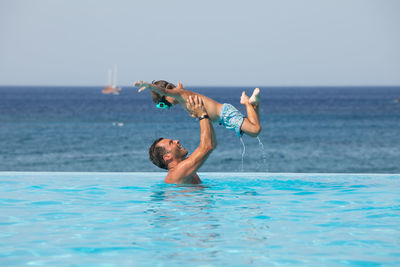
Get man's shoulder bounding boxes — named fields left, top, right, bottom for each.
left=164, top=176, right=174, bottom=184
left=164, top=168, right=200, bottom=184
left=164, top=169, right=180, bottom=184
left=164, top=166, right=185, bottom=183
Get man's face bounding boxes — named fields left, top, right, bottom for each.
left=157, top=138, right=188, bottom=160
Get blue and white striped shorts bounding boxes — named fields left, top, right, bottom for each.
left=218, top=103, right=244, bottom=138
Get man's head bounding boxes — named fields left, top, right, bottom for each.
left=150, top=80, right=178, bottom=106
left=149, top=137, right=188, bottom=169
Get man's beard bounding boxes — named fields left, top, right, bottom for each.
left=176, top=149, right=188, bottom=160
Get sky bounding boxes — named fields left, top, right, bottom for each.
left=0, top=0, right=399, bottom=86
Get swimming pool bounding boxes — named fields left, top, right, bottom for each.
left=1, top=172, right=399, bottom=266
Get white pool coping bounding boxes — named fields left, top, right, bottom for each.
left=1, top=171, right=399, bottom=177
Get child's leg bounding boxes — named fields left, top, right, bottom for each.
left=240, top=89, right=261, bottom=137
left=198, top=94, right=224, bottom=122
left=249, top=87, right=260, bottom=118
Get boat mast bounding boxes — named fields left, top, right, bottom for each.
left=107, top=68, right=112, bottom=86
left=113, top=65, right=118, bottom=89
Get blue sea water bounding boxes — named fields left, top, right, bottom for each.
left=0, top=172, right=399, bottom=266
left=0, top=85, right=400, bottom=172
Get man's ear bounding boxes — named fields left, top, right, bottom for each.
left=176, top=82, right=183, bottom=89
left=163, top=153, right=172, bottom=162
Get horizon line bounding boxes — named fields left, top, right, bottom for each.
left=1, top=84, right=400, bottom=88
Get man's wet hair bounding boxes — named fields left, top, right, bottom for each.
left=150, top=80, right=176, bottom=104
left=149, top=137, right=168, bottom=170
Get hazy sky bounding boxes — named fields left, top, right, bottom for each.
left=1, top=0, right=399, bottom=86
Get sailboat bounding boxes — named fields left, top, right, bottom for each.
left=102, top=65, right=122, bottom=95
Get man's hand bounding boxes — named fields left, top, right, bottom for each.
left=186, top=95, right=207, bottom=118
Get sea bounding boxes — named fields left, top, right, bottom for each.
left=1, top=85, right=399, bottom=173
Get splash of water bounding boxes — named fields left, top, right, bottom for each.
left=257, top=136, right=268, bottom=172
left=239, top=137, right=246, bottom=171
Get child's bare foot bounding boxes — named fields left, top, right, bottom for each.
left=249, top=88, right=260, bottom=107
left=240, top=91, right=249, bottom=105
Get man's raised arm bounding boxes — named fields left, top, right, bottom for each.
left=168, top=95, right=217, bottom=182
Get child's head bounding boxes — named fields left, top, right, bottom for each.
left=151, top=80, right=176, bottom=105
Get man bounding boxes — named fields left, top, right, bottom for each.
left=149, top=95, right=217, bottom=184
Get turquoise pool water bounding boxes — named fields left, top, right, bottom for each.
left=1, top=172, right=399, bottom=266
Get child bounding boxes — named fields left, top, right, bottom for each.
left=134, top=80, right=261, bottom=138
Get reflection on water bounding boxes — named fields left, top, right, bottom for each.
left=145, top=181, right=271, bottom=262
left=148, top=184, right=221, bottom=259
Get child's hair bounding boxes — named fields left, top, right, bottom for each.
left=150, top=80, right=176, bottom=103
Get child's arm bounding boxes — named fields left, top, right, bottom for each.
left=134, top=80, right=184, bottom=97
